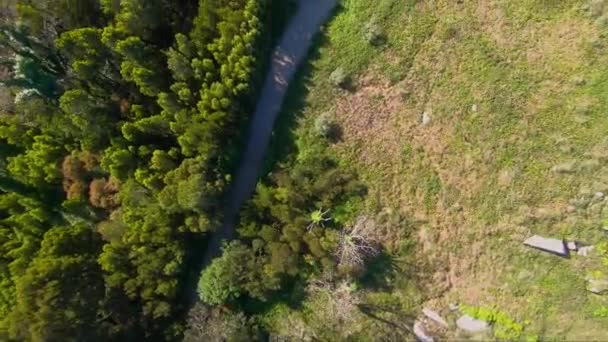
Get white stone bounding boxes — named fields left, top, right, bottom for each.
left=471, top=104, right=478, bottom=112
left=422, top=308, right=448, bottom=328
left=414, top=320, right=434, bottom=342
left=587, top=277, right=608, bottom=294
left=566, top=241, right=578, bottom=251
left=449, top=303, right=459, bottom=311
left=595, top=192, right=605, bottom=200
left=578, top=245, right=595, bottom=257
left=421, top=112, right=432, bottom=126
left=524, top=235, right=568, bottom=256
left=456, top=315, right=490, bottom=333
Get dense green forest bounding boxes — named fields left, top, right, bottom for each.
left=0, top=0, right=275, bottom=340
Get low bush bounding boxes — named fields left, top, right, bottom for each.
left=330, top=67, right=350, bottom=89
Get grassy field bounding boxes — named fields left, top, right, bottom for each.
left=264, top=0, right=608, bottom=339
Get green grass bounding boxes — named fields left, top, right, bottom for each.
left=260, top=0, right=608, bottom=339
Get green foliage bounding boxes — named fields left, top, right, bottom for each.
left=7, top=134, right=63, bottom=187
left=0, top=0, right=269, bottom=338
left=2, top=223, right=106, bottom=341
left=233, top=155, right=365, bottom=301
left=198, top=241, right=280, bottom=305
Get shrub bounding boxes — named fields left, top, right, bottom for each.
left=329, top=67, right=350, bottom=89
left=363, top=21, right=384, bottom=45
left=198, top=252, right=241, bottom=305
left=314, top=112, right=337, bottom=139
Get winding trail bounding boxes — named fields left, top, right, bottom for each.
left=202, top=0, right=338, bottom=264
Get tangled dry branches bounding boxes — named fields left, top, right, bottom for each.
left=336, top=216, right=380, bottom=269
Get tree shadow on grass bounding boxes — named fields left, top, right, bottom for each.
left=357, top=250, right=400, bottom=291
left=358, top=302, right=415, bottom=337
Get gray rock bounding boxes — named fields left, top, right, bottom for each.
left=414, top=320, right=434, bottom=342
left=587, top=277, right=608, bottom=294
left=421, top=112, right=432, bottom=126
left=422, top=308, right=448, bottom=328
left=578, top=245, right=595, bottom=256
left=567, top=241, right=578, bottom=251
left=456, top=315, right=490, bottom=333
left=595, top=192, right=606, bottom=201
left=552, top=161, right=577, bottom=174
left=524, top=235, right=569, bottom=257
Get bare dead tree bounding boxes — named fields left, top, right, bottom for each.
left=183, top=303, right=252, bottom=342
left=336, top=216, right=380, bottom=269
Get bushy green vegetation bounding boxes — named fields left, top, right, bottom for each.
left=0, top=0, right=273, bottom=339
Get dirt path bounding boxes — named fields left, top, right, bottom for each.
left=201, top=0, right=338, bottom=264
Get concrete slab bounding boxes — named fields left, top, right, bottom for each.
left=524, top=235, right=569, bottom=257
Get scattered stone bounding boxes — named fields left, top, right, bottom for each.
left=456, top=315, right=490, bottom=333
left=422, top=308, right=448, bottom=328
left=587, top=277, right=608, bottom=294
left=414, top=320, right=435, bottom=342
left=551, top=161, right=577, bottom=174
left=471, top=104, right=478, bottom=112
left=567, top=241, right=578, bottom=251
left=578, top=245, right=595, bottom=257
left=580, top=159, right=601, bottom=172
left=421, top=112, right=432, bottom=126
left=572, top=76, right=586, bottom=86
left=523, top=235, right=569, bottom=257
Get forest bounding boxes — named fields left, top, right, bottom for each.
left=10, top=0, right=607, bottom=340
left=0, top=0, right=294, bottom=340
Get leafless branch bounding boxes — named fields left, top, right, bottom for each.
left=336, top=216, right=380, bottom=269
